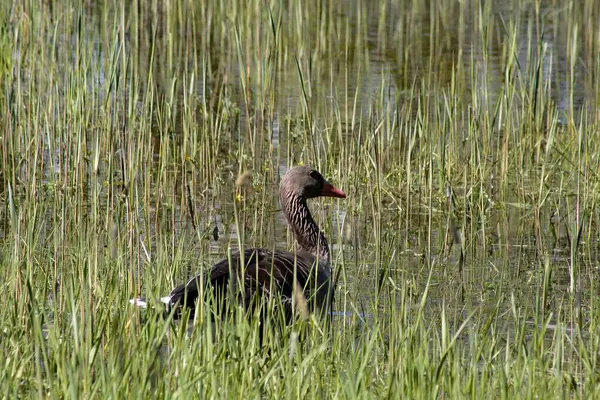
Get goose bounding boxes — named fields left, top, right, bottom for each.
left=130, top=166, right=346, bottom=322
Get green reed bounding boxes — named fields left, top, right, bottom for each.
left=1, top=0, right=600, bottom=397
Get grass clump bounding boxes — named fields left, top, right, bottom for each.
left=2, top=0, right=600, bottom=397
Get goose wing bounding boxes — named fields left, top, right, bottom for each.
left=167, top=248, right=324, bottom=317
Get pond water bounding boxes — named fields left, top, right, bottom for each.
left=9, top=0, right=599, bottom=331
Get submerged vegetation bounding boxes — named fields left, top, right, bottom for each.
left=1, top=0, right=600, bottom=397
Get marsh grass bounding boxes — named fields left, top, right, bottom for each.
left=1, top=0, right=600, bottom=397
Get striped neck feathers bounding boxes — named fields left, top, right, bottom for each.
left=281, top=192, right=330, bottom=262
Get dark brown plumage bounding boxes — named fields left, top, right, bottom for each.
left=130, top=166, right=346, bottom=322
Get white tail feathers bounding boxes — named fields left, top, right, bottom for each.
left=129, top=296, right=172, bottom=310
left=129, top=298, right=148, bottom=309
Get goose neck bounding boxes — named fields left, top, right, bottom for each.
left=281, top=192, right=330, bottom=262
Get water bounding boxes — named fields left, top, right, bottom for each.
left=13, top=0, right=599, bottom=330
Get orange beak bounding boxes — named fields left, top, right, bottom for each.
left=322, top=181, right=346, bottom=198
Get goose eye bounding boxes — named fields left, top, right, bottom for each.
left=309, top=170, right=320, bottom=180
